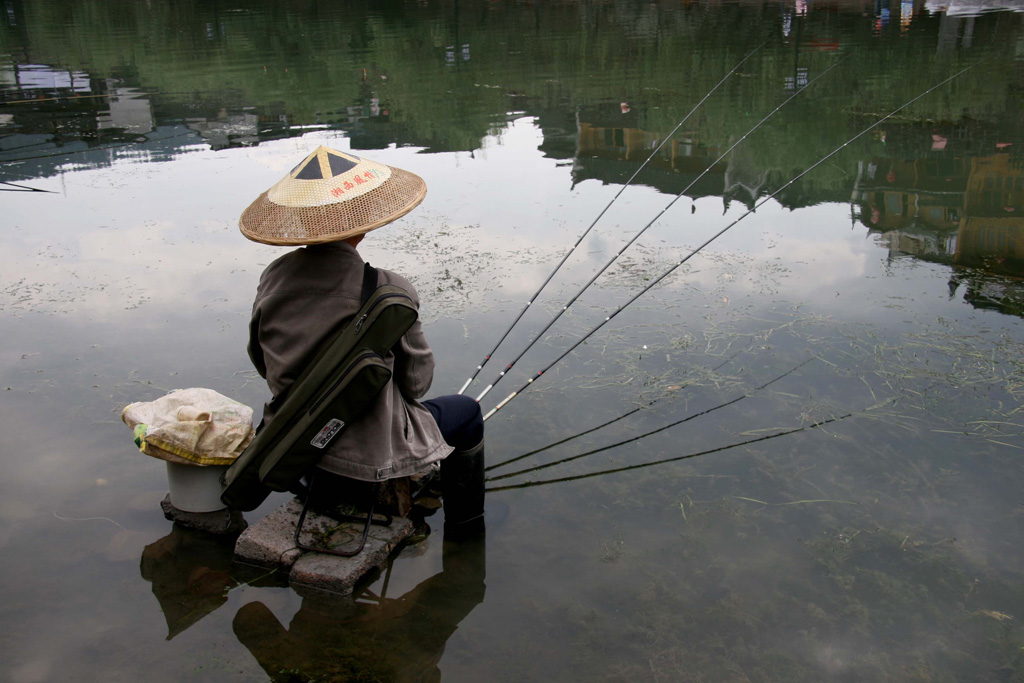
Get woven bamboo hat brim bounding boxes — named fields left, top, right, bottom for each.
left=239, top=146, right=427, bottom=246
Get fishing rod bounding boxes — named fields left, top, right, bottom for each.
left=488, top=392, right=901, bottom=492
left=487, top=409, right=863, bottom=493
left=472, top=53, right=849, bottom=404
left=481, top=61, right=980, bottom=422
left=0, top=181, right=56, bottom=193
left=488, top=357, right=813, bottom=480
left=455, top=38, right=771, bottom=397
left=485, top=349, right=746, bottom=472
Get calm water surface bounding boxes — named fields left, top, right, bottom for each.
left=3, top=1, right=1024, bottom=681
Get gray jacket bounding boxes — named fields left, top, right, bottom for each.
left=247, top=241, right=453, bottom=481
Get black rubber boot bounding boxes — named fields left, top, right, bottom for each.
left=440, top=438, right=485, bottom=539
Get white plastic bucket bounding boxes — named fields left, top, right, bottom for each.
left=166, top=461, right=229, bottom=513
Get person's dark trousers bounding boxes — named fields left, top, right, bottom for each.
left=421, top=395, right=483, bottom=450
left=422, top=395, right=485, bottom=536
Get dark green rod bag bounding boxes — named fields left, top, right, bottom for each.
left=221, top=273, right=418, bottom=512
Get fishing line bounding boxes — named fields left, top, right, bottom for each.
left=488, top=357, right=813, bottom=480
left=472, top=53, right=849, bottom=404
left=485, top=349, right=746, bottom=472
left=482, top=61, right=980, bottom=422
left=455, top=38, right=771, bottom=397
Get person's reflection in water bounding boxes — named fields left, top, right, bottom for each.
left=233, top=530, right=486, bottom=683
left=139, top=523, right=238, bottom=639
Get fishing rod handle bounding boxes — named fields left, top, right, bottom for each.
left=476, top=384, right=494, bottom=402
left=482, top=391, right=517, bottom=421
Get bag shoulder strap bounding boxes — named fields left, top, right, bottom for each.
left=361, top=262, right=378, bottom=306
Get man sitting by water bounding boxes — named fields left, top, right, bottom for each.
left=239, top=145, right=484, bottom=536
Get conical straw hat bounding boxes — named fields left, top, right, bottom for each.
left=239, top=146, right=426, bottom=245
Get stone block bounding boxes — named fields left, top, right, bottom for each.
left=233, top=498, right=307, bottom=570
left=233, top=497, right=414, bottom=595
left=160, top=494, right=247, bottom=535
left=289, top=516, right=413, bottom=595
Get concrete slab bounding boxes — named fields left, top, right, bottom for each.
left=233, top=497, right=414, bottom=595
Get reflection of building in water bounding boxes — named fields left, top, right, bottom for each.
left=0, top=58, right=399, bottom=176
left=957, top=154, right=1024, bottom=274
left=851, top=156, right=968, bottom=232
left=965, top=154, right=1024, bottom=215
left=902, top=0, right=916, bottom=29
left=784, top=66, right=810, bottom=91
left=539, top=102, right=867, bottom=210
left=723, top=141, right=769, bottom=209
left=854, top=147, right=1024, bottom=316
left=0, top=63, right=176, bottom=180
left=575, top=119, right=729, bottom=198
left=556, top=106, right=836, bottom=211
left=0, top=63, right=92, bottom=97
left=956, top=215, right=1024, bottom=273
left=578, top=122, right=670, bottom=163
left=934, top=11, right=976, bottom=50
left=538, top=105, right=729, bottom=200
left=879, top=226, right=958, bottom=262
left=925, top=0, right=1024, bottom=15
left=97, top=82, right=153, bottom=135
left=186, top=110, right=259, bottom=149
left=856, top=151, right=1024, bottom=268
left=874, top=0, right=894, bottom=30
left=0, top=63, right=112, bottom=141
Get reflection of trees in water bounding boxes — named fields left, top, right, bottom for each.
left=2, top=0, right=1021, bottom=157
left=5, top=0, right=1024, bottom=312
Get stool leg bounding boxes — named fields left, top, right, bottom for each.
left=293, top=474, right=387, bottom=558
